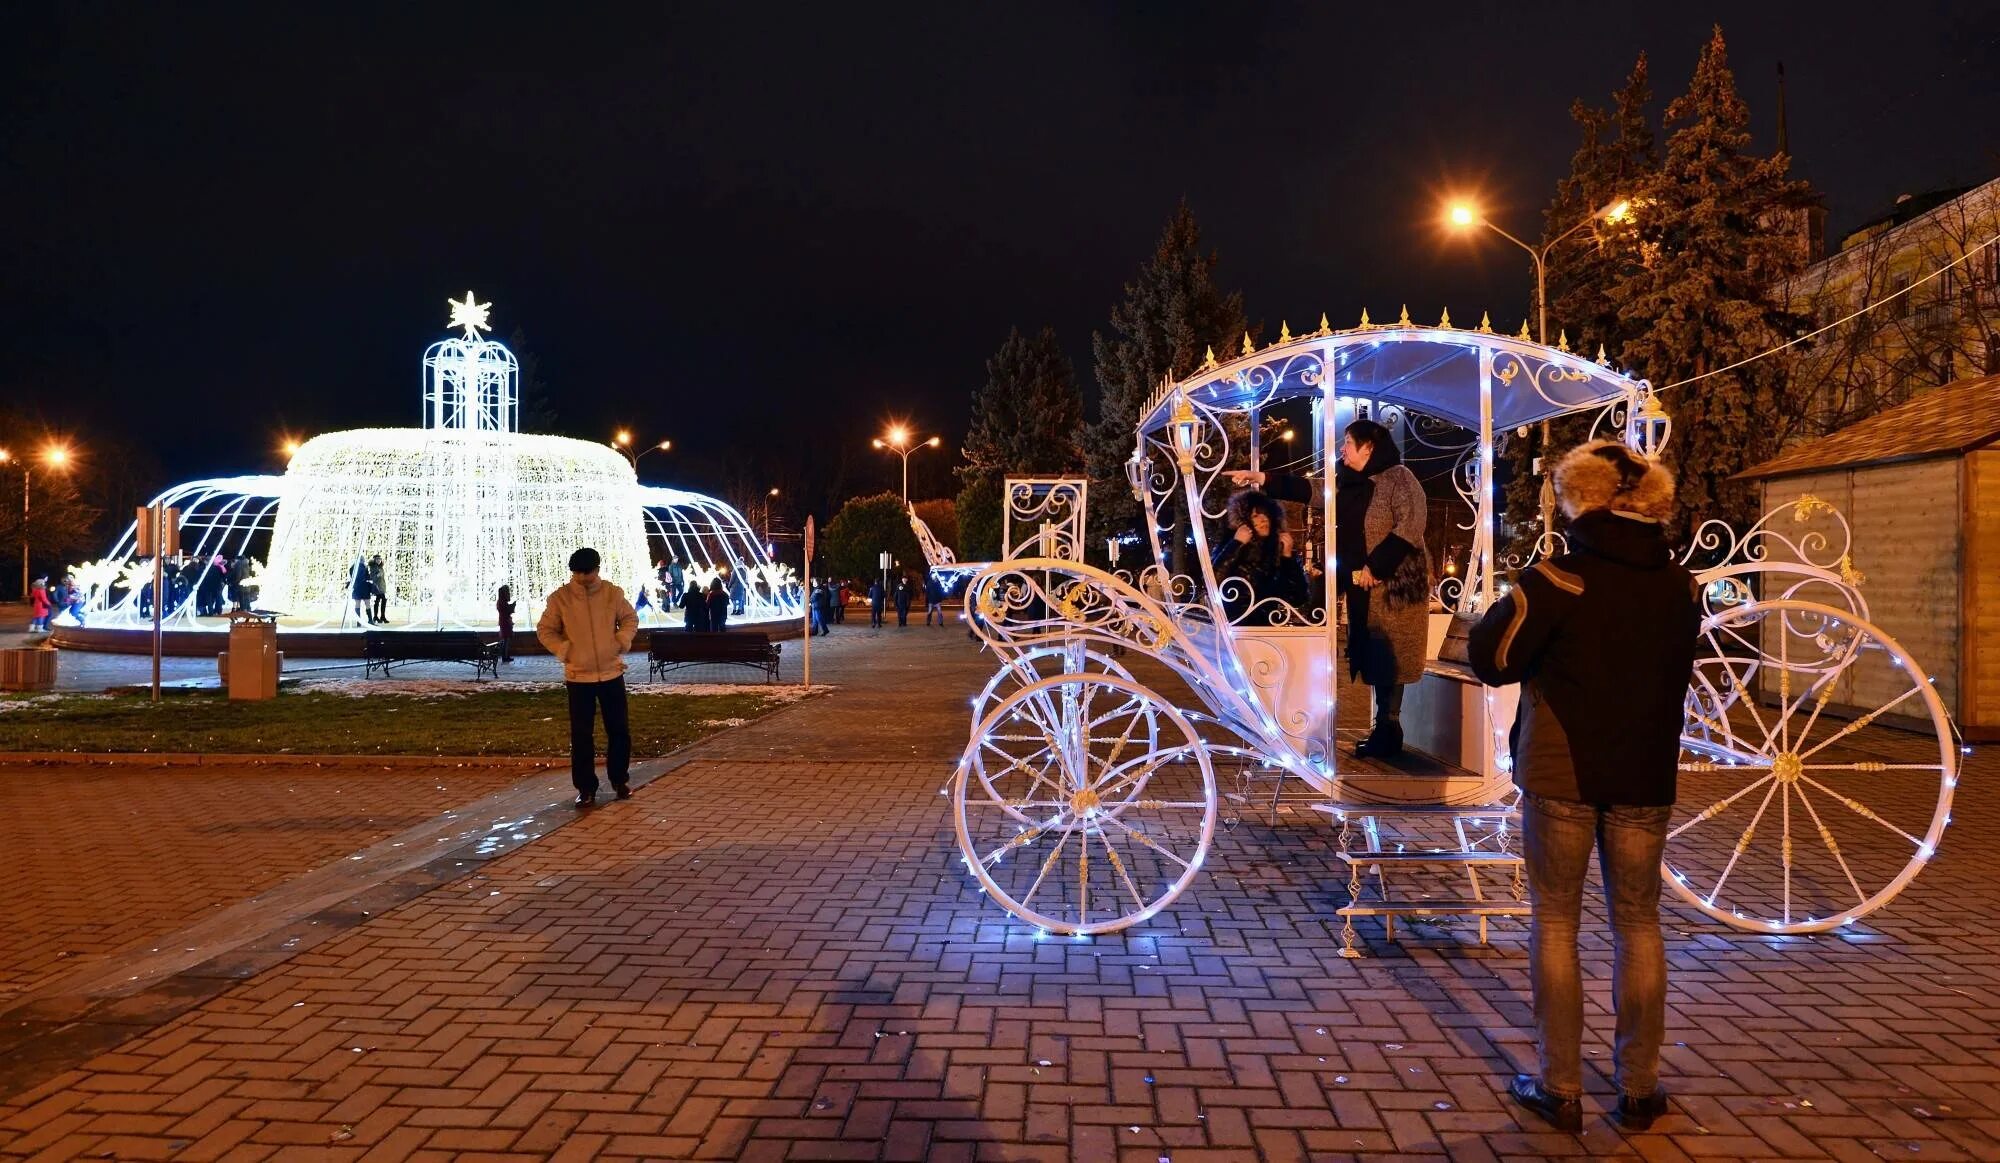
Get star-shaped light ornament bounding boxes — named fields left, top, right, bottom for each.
left=447, top=292, right=493, bottom=339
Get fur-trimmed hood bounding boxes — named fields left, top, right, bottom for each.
left=1554, top=440, right=1675, bottom=523
left=1226, top=488, right=1286, bottom=532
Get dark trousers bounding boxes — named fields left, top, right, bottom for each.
left=371, top=592, right=386, bottom=621
left=497, top=628, right=512, bottom=662
left=566, top=676, right=631, bottom=794
left=1521, top=793, right=1671, bottom=1100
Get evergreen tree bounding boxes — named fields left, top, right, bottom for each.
left=1084, top=203, right=1250, bottom=557
left=955, top=325, right=1084, bottom=564
left=961, top=326, right=1084, bottom=478
left=1610, top=27, right=1817, bottom=533
left=1505, top=57, right=1660, bottom=535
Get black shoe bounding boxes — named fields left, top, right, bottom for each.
left=1351, top=735, right=1380, bottom=759
left=574, top=792, right=597, bottom=808
left=1612, top=1089, right=1669, bottom=1132
left=1508, top=1075, right=1582, bottom=1134
left=1373, top=720, right=1405, bottom=759
left=614, top=784, right=632, bottom=800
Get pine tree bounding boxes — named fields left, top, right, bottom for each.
left=1610, top=26, right=1818, bottom=533
left=954, top=326, right=1084, bottom=562
left=1504, top=55, right=1658, bottom=534
left=1084, top=203, right=1250, bottom=557
left=960, top=327, right=1083, bottom=478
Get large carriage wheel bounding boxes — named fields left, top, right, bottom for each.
left=953, top=672, right=1216, bottom=935
left=1670, top=599, right=1957, bottom=934
left=967, top=645, right=1156, bottom=826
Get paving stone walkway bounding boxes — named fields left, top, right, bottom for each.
left=2, top=627, right=1998, bottom=1161
left=0, top=763, right=528, bottom=1005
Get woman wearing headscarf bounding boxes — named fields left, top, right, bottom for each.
left=1332, top=418, right=1431, bottom=757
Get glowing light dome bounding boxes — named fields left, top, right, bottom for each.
left=76, top=297, right=798, bottom=634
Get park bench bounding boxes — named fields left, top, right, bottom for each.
left=362, top=630, right=501, bottom=680
left=649, top=631, right=782, bottom=683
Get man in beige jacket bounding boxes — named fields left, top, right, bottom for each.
left=536, top=547, right=639, bottom=806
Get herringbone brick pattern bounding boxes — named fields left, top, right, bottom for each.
left=2, top=632, right=1998, bottom=1160
left=0, top=763, right=524, bottom=1004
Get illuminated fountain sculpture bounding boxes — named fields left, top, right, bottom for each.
left=73, top=295, right=797, bottom=642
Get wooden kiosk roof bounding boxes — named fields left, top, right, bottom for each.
left=1736, top=375, right=2000, bottom=482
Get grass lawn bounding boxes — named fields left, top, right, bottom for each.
left=0, top=686, right=800, bottom=756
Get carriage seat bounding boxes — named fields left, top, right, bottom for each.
left=1404, top=617, right=1517, bottom=778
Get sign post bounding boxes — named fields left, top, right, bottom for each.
left=136, top=505, right=180, bottom=702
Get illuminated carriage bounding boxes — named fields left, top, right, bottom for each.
left=949, top=317, right=1960, bottom=950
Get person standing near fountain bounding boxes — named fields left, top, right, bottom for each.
left=367, top=554, right=387, bottom=622
left=537, top=547, right=639, bottom=807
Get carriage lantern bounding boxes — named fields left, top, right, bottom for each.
left=1168, top=390, right=1202, bottom=471
left=1629, top=386, right=1672, bottom=459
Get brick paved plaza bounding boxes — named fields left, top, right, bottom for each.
left=3, top=626, right=1999, bottom=1161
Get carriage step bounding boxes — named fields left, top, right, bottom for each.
left=1314, top=802, right=1518, bottom=820
left=1340, top=850, right=1523, bottom=865
left=1338, top=899, right=1530, bottom=917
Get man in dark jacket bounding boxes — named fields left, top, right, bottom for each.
left=1467, top=441, right=1700, bottom=1135
left=923, top=573, right=947, bottom=626
left=893, top=576, right=913, bottom=627
left=868, top=579, right=885, bottom=628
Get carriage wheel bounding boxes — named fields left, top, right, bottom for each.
left=1670, top=600, right=1958, bottom=934
left=968, top=646, right=1157, bottom=826
left=953, top=672, right=1216, bottom=935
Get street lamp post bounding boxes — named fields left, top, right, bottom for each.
left=611, top=430, right=672, bottom=471
left=762, top=487, right=780, bottom=545
left=1446, top=197, right=1631, bottom=540
left=0, top=444, right=71, bottom=600
left=871, top=426, right=942, bottom=507
left=1446, top=198, right=1630, bottom=345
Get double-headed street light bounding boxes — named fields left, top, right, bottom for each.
left=612, top=429, right=672, bottom=471
left=872, top=425, right=941, bottom=507
left=0, top=443, right=73, bottom=599
left=1446, top=196, right=1632, bottom=541
left=1445, top=197, right=1631, bottom=345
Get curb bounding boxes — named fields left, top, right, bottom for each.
left=0, top=752, right=567, bottom=768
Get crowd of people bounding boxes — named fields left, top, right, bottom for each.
left=805, top=571, right=947, bottom=636
left=24, top=554, right=258, bottom=632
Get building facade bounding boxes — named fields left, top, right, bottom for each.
left=1773, top=176, right=2000, bottom=442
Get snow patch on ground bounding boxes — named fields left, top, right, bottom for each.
left=700, top=717, right=752, bottom=728
left=0, top=692, right=114, bottom=713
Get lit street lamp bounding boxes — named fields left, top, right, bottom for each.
left=0, top=443, right=73, bottom=599
left=1445, top=197, right=1631, bottom=345
left=612, top=430, right=672, bottom=471
left=872, top=425, right=941, bottom=507
left=1447, top=196, right=1631, bottom=540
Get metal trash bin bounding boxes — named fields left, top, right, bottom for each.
left=0, top=646, right=57, bottom=692
left=226, top=611, right=281, bottom=700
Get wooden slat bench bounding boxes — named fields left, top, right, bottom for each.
left=649, top=631, right=781, bottom=683
left=363, top=631, right=500, bottom=680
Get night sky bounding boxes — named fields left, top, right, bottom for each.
left=5, top=3, right=1994, bottom=518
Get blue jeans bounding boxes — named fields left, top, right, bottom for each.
left=1521, top=792, right=1671, bottom=1100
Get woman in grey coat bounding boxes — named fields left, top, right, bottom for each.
left=1232, top=417, right=1430, bottom=758
left=1334, top=419, right=1430, bottom=757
